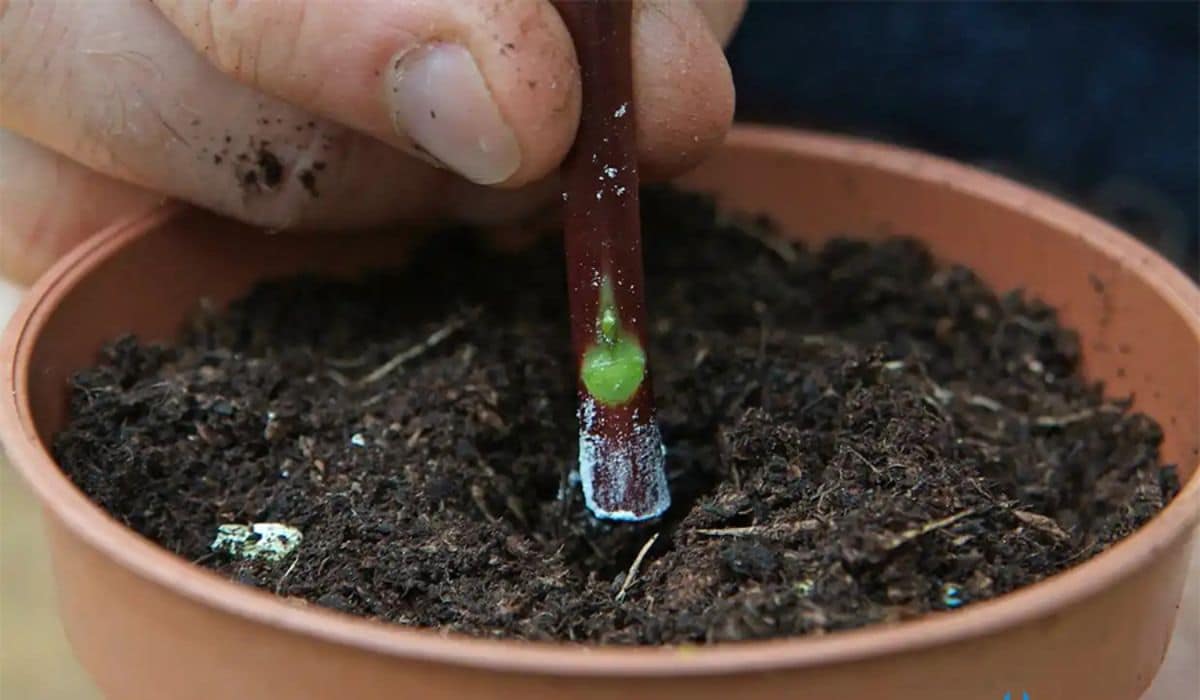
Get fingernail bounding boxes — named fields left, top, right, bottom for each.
left=389, top=44, right=521, bottom=185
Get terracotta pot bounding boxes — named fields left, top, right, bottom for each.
left=3, top=127, right=1198, bottom=700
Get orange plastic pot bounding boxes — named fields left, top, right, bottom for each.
left=3, top=127, right=1198, bottom=700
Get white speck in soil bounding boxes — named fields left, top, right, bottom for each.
left=211, top=523, right=302, bottom=562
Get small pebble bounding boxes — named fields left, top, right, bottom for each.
left=941, top=583, right=964, bottom=608
left=211, top=523, right=302, bottom=562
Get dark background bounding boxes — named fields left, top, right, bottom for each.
left=726, top=1, right=1198, bottom=276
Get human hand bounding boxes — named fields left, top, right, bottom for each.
left=0, top=0, right=745, bottom=283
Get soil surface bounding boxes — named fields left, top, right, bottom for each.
left=56, top=189, right=1178, bottom=644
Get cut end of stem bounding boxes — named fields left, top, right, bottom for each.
left=578, top=395, right=670, bottom=522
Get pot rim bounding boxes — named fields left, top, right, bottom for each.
left=3, top=126, right=1198, bottom=677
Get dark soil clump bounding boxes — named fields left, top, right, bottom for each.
left=55, top=189, right=1177, bottom=644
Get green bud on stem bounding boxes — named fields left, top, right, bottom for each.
left=581, top=278, right=647, bottom=405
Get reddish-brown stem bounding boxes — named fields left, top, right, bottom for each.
left=556, top=0, right=669, bottom=521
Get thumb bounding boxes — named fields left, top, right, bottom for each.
left=152, top=0, right=578, bottom=188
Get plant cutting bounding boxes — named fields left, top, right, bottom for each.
left=557, top=0, right=668, bottom=521
left=2, top=126, right=1198, bottom=699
